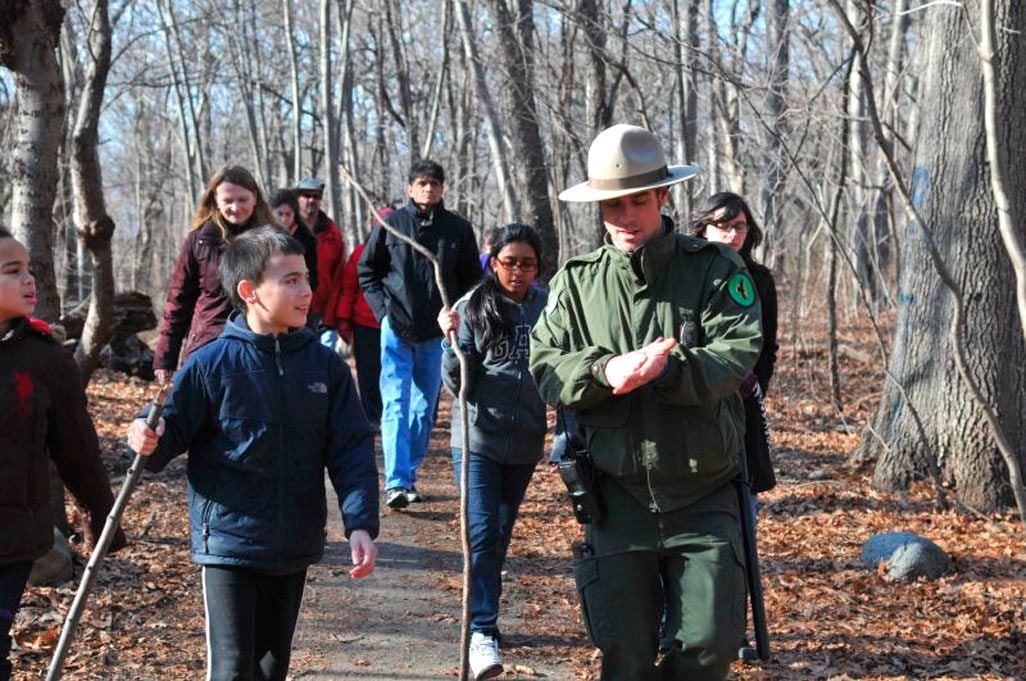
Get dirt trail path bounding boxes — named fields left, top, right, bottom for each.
left=290, top=439, right=579, bottom=680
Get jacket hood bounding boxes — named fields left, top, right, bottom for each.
left=219, top=313, right=317, bottom=352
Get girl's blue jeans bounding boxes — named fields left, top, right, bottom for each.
left=451, top=448, right=536, bottom=638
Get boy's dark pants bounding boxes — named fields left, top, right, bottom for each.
left=573, top=480, right=745, bottom=681
left=352, top=324, right=382, bottom=425
left=0, top=561, right=32, bottom=681
left=202, top=566, right=307, bottom=681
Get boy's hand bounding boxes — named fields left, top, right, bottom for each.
left=348, top=529, right=377, bottom=579
left=155, top=369, right=171, bottom=384
left=128, top=417, right=164, bottom=456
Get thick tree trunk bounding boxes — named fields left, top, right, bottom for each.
left=862, top=2, right=1026, bottom=511
left=70, top=0, right=115, bottom=383
left=0, top=0, right=66, bottom=323
left=455, top=0, right=516, bottom=223
left=486, top=0, right=557, bottom=277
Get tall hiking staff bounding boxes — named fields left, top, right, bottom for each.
left=45, top=385, right=169, bottom=681
left=339, top=166, right=475, bottom=681
left=736, top=439, right=771, bottom=662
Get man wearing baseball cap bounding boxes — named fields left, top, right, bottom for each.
left=294, top=177, right=346, bottom=338
left=530, top=124, right=763, bottom=680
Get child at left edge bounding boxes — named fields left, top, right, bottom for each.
left=128, top=225, right=379, bottom=681
left=1, top=226, right=127, bottom=681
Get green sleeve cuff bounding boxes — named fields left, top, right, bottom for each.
left=590, top=353, right=617, bottom=388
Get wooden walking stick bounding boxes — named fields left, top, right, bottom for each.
left=45, top=385, right=170, bottom=681
left=338, top=166, right=475, bottom=681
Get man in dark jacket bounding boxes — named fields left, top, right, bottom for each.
left=358, top=160, right=481, bottom=508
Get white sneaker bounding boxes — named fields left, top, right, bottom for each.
left=469, top=632, right=503, bottom=680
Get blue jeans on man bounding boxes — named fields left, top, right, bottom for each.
left=379, top=316, right=443, bottom=493
left=451, top=448, right=536, bottom=638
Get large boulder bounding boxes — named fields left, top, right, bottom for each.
left=29, top=529, right=74, bottom=586
left=60, top=291, right=157, bottom=342
left=106, top=334, right=155, bottom=380
left=861, top=531, right=952, bottom=581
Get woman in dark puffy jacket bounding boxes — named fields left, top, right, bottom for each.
left=436, top=224, right=547, bottom=680
left=689, top=192, right=778, bottom=498
left=153, top=165, right=276, bottom=382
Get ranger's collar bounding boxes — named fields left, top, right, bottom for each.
left=603, top=215, right=678, bottom=283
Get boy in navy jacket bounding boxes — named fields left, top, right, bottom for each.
left=129, top=225, right=379, bottom=681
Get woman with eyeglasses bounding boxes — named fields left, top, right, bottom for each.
left=436, top=223, right=548, bottom=680
left=689, top=192, right=778, bottom=501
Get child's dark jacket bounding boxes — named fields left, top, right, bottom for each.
left=144, top=315, right=380, bottom=574
left=0, top=318, right=119, bottom=564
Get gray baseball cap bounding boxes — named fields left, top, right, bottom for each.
left=295, top=177, right=325, bottom=193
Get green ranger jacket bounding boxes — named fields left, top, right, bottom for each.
left=529, top=220, right=763, bottom=513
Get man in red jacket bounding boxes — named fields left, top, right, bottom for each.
left=295, top=178, right=346, bottom=344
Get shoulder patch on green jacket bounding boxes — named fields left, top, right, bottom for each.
left=728, top=272, right=757, bottom=307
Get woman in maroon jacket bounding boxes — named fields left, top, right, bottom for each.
left=153, top=166, right=276, bottom=382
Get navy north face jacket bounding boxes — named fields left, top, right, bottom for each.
left=144, top=315, right=379, bottom=574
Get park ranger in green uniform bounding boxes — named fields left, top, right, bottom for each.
left=530, top=124, right=763, bottom=680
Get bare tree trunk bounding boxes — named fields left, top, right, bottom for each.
left=157, top=0, right=204, bottom=199
left=335, top=0, right=360, bottom=237
left=283, top=0, right=302, bottom=180
left=320, top=0, right=342, bottom=228
left=672, top=0, right=699, bottom=216
left=383, top=0, right=421, bottom=160
left=827, top=56, right=855, bottom=412
left=69, top=0, right=116, bottom=383
left=421, top=0, right=452, bottom=160
left=870, top=0, right=910, bottom=307
left=0, top=0, right=66, bottom=323
left=454, top=0, right=516, bottom=223
left=578, top=0, right=612, bottom=132
left=759, top=0, right=789, bottom=269
left=857, top=1, right=1026, bottom=512
left=486, top=0, right=557, bottom=276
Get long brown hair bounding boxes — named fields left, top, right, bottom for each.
left=190, top=165, right=275, bottom=239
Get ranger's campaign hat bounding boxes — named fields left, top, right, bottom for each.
left=558, top=124, right=699, bottom=202
left=294, top=177, right=325, bottom=194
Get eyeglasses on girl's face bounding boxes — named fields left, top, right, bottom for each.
left=495, top=257, right=539, bottom=272
left=707, top=219, right=748, bottom=235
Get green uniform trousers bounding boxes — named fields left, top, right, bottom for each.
left=573, top=479, right=745, bottom=681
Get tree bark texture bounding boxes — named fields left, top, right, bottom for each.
left=486, top=0, right=557, bottom=275
left=758, top=0, right=788, bottom=268
left=0, top=0, right=66, bottom=322
left=70, top=0, right=116, bottom=383
left=864, top=2, right=1026, bottom=511
left=455, top=0, right=516, bottom=224
left=320, top=0, right=342, bottom=229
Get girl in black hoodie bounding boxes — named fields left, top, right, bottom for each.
left=0, top=227, right=124, bottom=680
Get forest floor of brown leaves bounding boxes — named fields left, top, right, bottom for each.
left=11, top=307, right=1026, bottom=680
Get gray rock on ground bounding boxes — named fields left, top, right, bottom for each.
left=861, top=531, right=953, bottom=581
left=29, top=529, right=74, bottom=586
